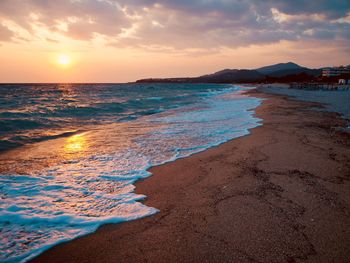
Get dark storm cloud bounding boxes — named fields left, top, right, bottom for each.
left=0, top=0, right=349, bottom=48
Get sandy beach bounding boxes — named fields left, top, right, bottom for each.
left=33, top=87, right=350, bottom=263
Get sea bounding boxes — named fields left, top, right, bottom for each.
left=0, top=83, right=262, bottom=262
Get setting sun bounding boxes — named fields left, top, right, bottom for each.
left=57, top=54, right=71, bottom=67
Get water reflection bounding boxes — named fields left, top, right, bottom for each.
left=64, top=132, right=89, bottom=155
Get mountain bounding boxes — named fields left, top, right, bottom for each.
left=266, top=68, right=322, bottom=77
left=136, top=70, right=264, bottom=84
left=204, top=69, right=237, bottom=77
left=194, top=69, right=264, bottom=83
left=256, top=62, right=322, bottom=77
left=256, top=62, right=302, bottom=75
left=136, top=62, right=324, bottom=84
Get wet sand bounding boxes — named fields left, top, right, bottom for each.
left=33, top=88, right=350, bottom=263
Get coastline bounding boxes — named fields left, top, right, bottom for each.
left=33, top=87, right=350, bottom=262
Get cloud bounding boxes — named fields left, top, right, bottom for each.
left=0, top=24, right=13, bottom=41
left=262, top=0, right=350, bottom=19
left=0, top=0, right=349, bottom=51
left=0, top=0, right=130, bottom=41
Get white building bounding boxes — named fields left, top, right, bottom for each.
left=338, top=79, right=350, bottom=85
left=322, top=66, right=350, bottom=77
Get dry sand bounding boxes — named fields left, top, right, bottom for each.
left=33, top=88, right=350, bottom=263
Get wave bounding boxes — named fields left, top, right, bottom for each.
left=1, top=83, right=236, bottom=153
left=0, top=83, right=262, bottom=262
left=0, top=130, right=82, bottom=152
left=0, top=119, right=45, bottom=132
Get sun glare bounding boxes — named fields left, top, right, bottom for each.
left=57, top=54, right=71, bottom=67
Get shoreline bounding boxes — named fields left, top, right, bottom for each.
left=33, top=87, right=350, bottom=262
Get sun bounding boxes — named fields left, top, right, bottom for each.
left=57, top=54, right=71, bottom=67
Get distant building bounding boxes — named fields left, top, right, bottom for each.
left=338, top=79, right=350, bottom=85
left=322, top=66, right=350, bottom=77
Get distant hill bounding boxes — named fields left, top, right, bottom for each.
left=256, top=62, right=322, bottom=77
left=256, top=62, right=302, bottom=75
left=265, top=68, right=322, bottom=77
left=193, top=69, right=264, bottom=83
left=135, top=62, right=326, bottom=84
left=137, top=70, right=264, bottom=84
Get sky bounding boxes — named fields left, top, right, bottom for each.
left=0, top=0, right=349, bottom=83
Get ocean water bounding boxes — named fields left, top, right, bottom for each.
left=0, top=83, right=262, bottom=262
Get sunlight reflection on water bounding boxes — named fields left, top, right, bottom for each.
left=64, top=133, right=88, bottom=154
